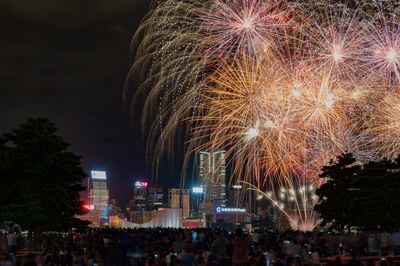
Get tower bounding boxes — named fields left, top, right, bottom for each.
left=199, top=151, right=227, bottom=212
left=89, top=170, right=109, bottom=226
left=168, top=188, right=190, bottom=218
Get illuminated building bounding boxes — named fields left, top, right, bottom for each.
left=147, top=187, right=164, bottom=210
left=191, top=186, right=204, bottom=218
left=88, top=171, right=109, bottom=226
left=199, top=151, right=227, bottom=212
left=133, top=180, right=148, bottom=211
left=129, top=210, right=156, bottom=224
left=228, top=184, right=245, bottom=209
left=214, top=206, right=250, bottom=229
left=168, top=188, right=190, bottom=218
left=109, top=198, right=124, bottom=219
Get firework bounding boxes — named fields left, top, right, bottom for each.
left=129, top=0, right=400, bottom=231
left=201, top=0, right=295, bottom=58
left=365, top=91, right=400, bottom=159
left=300, top=5, right=367, bottom=82
left=363, top=18, right=400, bottom=87
left=247, top=180, right=322, bottom=232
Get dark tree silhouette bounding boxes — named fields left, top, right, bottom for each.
left=314, top=153, right=360, bottom=231
left=0, top=118, right=88, bottom=231
left=315, top=153, right=400, bottom=232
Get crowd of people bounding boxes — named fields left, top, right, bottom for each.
left=2, top=227, right=400, bottom=266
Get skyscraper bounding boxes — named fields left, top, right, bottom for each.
left=89, top=170, right=109, bottom=226
left=199, top=151, right=227, bottom=211
left=168, top=188, right=190, bottom=218
left=133, top=180, right=148, bottom=211
left=147, top=187, right=164, bottom=210
left=228, top=184, right=245, bottom=209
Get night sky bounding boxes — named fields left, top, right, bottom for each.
left=0, top=0, right=181, bottom=205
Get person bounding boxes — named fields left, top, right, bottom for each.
left=166, top=249, right=178, bottom=266
left=256, top=254, right=266, bottom=266
left=6, top=231, right=17, bottom=255
left=310, top=245, right=320, bottom=264
left=206, top=255, right=217, bottom=266
left=104, top=240, right=125, bottom=266
left=23, top=253, right=37, bottom=266
left=145, top=254, right=158, bottom=266
left=193, top=251, right=206, bottom=266
left=0, top=253, right=13, bottom=266
left=231, top=228, right=248, bottom=266
left=211, top=231, right=228, bottom=266
left=252, top=230, right=260, bottom=250
left=392, top=232, right=400, bottom=255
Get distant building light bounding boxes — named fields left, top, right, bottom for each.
left=135, top=181, right=148, bottom=188
left=232, top=185, right=242, bottom=189
left=91, top=171, right=107, bottom=180
left=192, top=187, right=204, bottom=193
left=216, top=207, right=246, bottom=213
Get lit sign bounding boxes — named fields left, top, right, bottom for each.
left=91, top=171, right=107, bottom=180
left=216, top=207, right=246, bottom=213
left=82, top=204, right=95, bottom=211
left=135, top=181, right=148, bottom=188
left=192, top=187, right=204, bottom=193
left=101, top=207, right=108, bottom=218
left=232, top=185, right=242, bottom=189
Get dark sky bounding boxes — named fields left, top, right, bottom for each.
left=0, top=0, right=182, bottom=205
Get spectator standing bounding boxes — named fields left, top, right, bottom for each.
left=6, top=231, right=17, bottom=255
left=231, top=228, right=248, bottom=266
left=211, top=231, right=228, bottom=266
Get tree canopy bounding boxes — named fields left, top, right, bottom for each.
left=315, top=153, right=400, bottom=232
left=0, top=118, right=88, bottom=231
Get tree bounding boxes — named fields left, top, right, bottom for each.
left=314, top=153, right=360, bottom=231
left=0, top=118, right=88, bottom=231
left=350, top=159, right=400, bottom=231
left=315, top=153, right=400, bottom=232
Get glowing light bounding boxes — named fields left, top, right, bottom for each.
left=135, top=181, right=148, bottom=188
left=325, top=92, right=335, bottom=108
left=216, top=207, right=246, bottom=213
left=192, top=187, right=204, bottom=193
left=91, top=171, right=107, bottom=180
left=332, top=45, right=343, bottom=62
left=291, top=89, right=301, bottom=98
left=244, top=126, right=260, bottom=141
left=387, top=49, right=398, bottom=63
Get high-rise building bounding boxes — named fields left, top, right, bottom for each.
left=199, top=151, right=227, bottom=211
left=109, top=198, right=125, bottom=219
left=228, top=184, right=245, bottom=209
left=89, top=171, right=109, bottom=226
left=133, top=180, right=148, bottom=211
left=168, top=188, right=190, bottom=218
left=147, top=187, right=164, bottom=210
left=191, top=186, right=204, bottom=218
